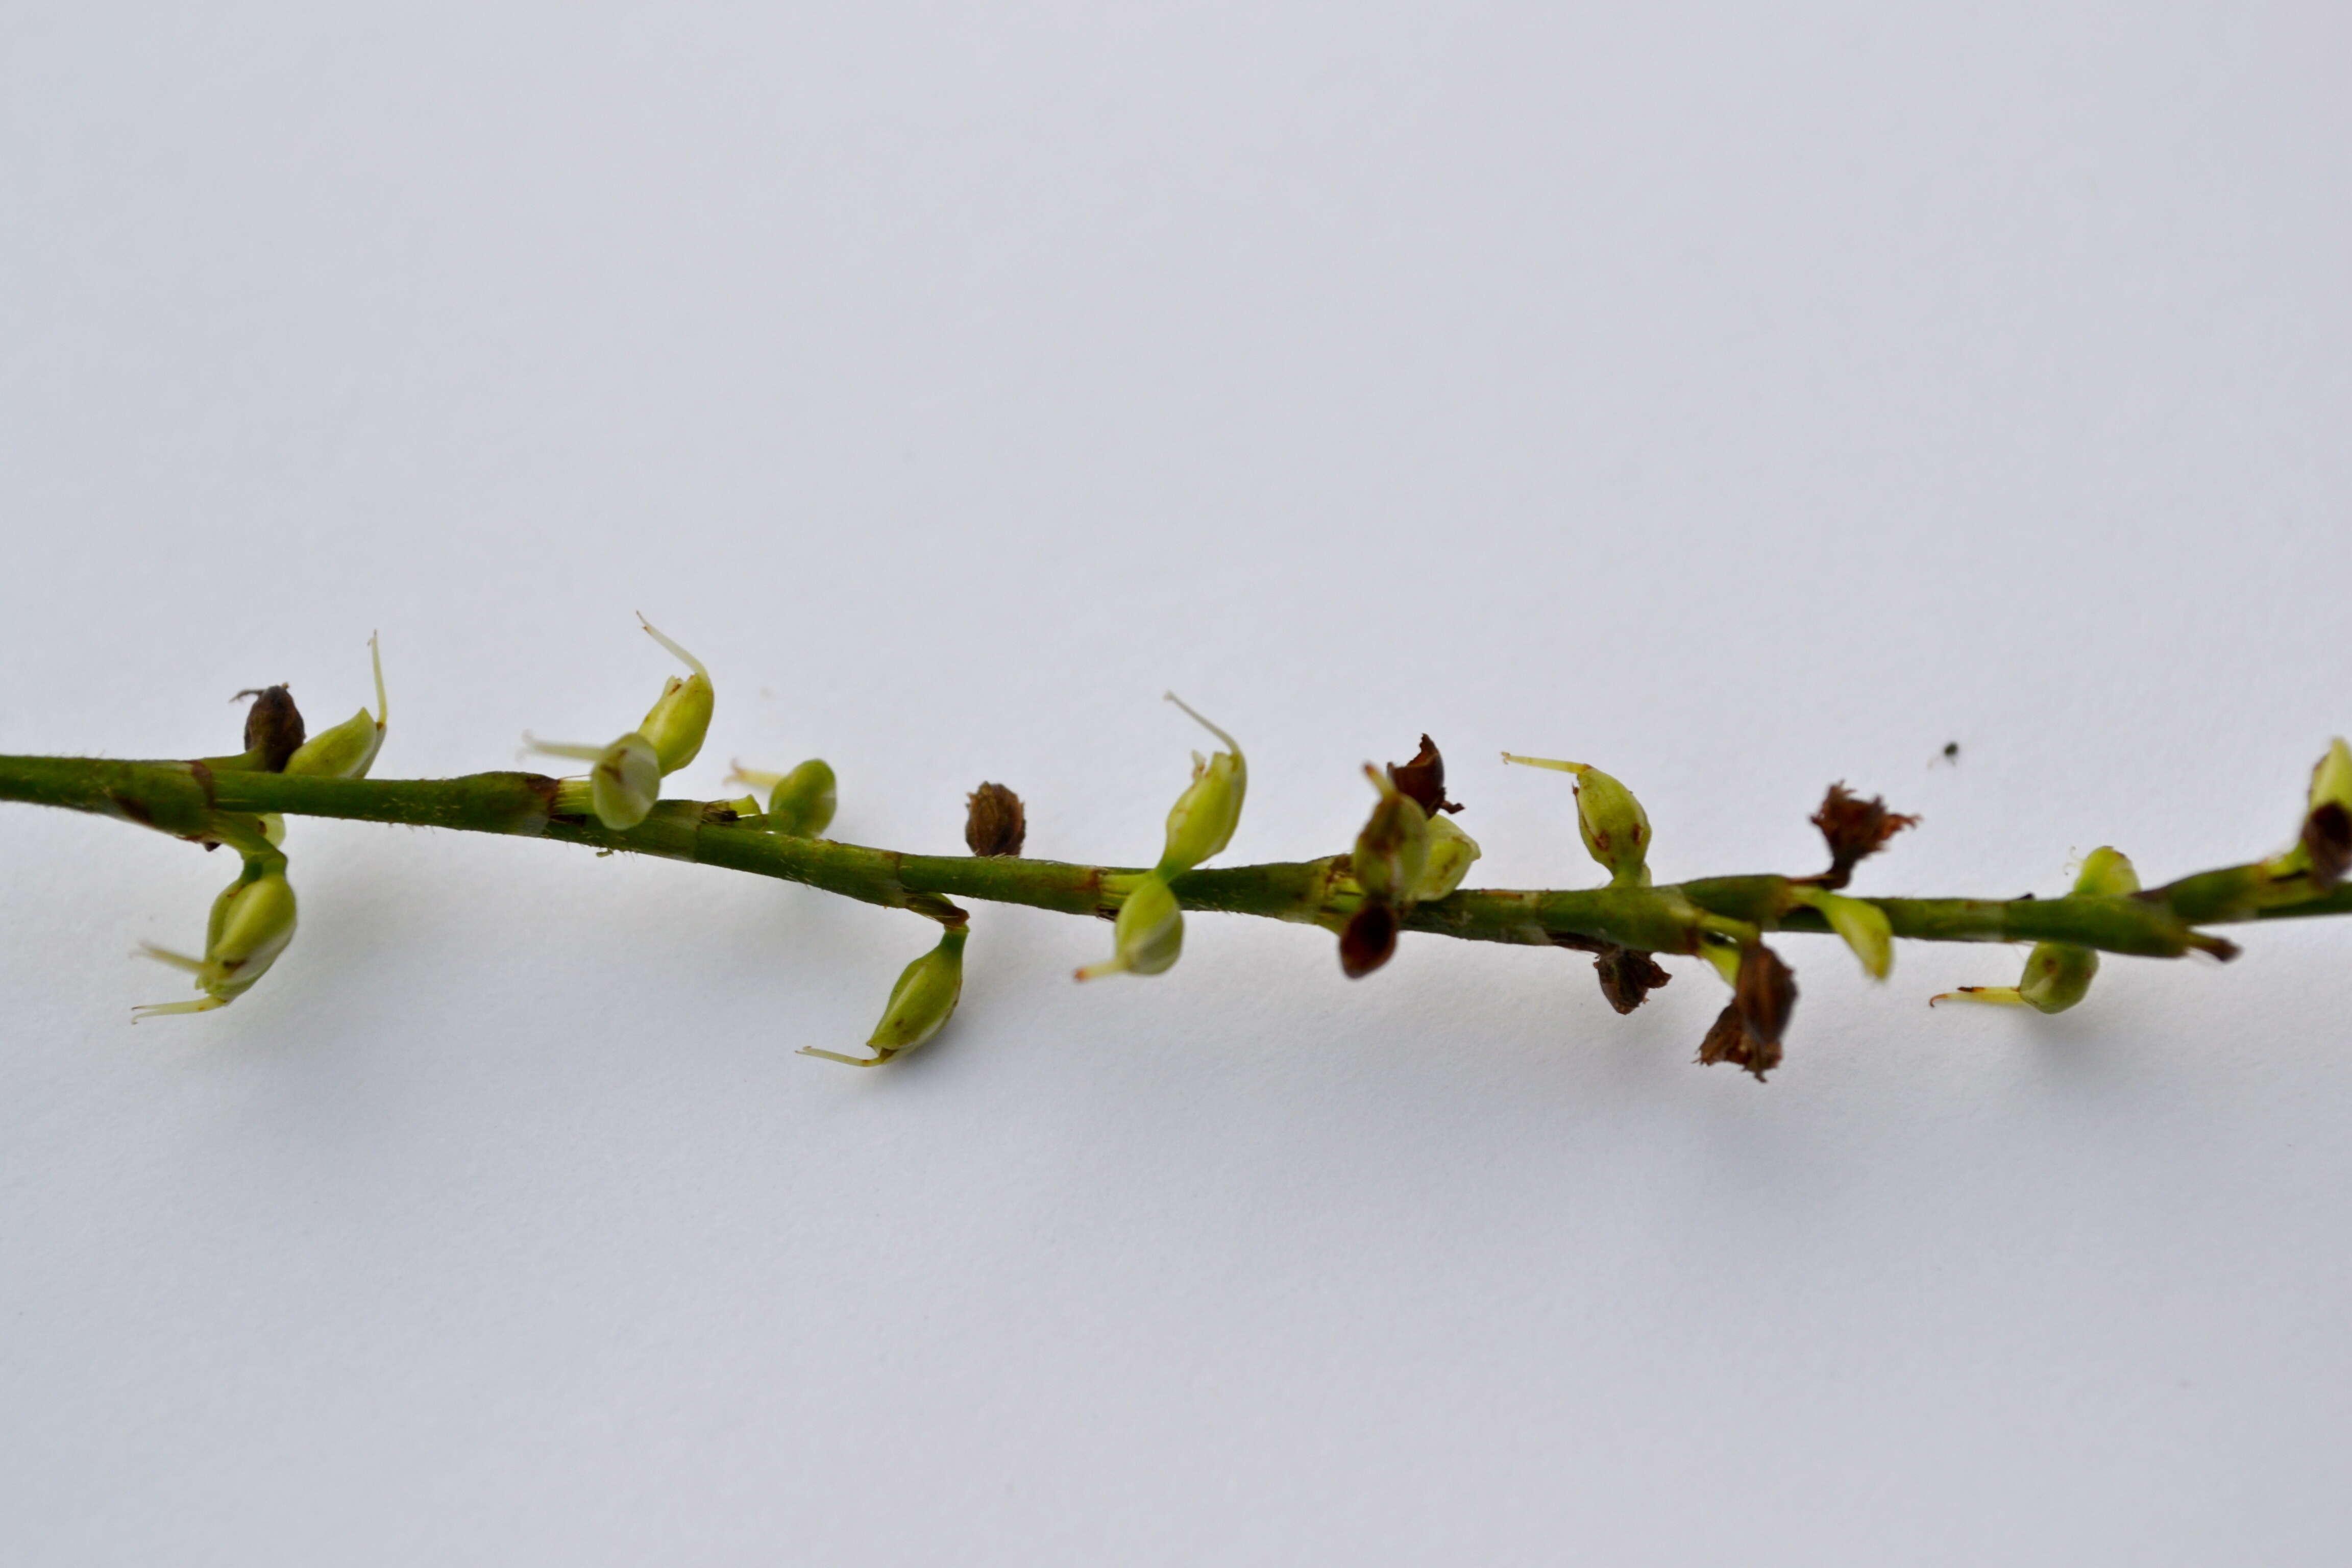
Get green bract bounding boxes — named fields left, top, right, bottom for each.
left=1795, top=888, right=1895, bottom=979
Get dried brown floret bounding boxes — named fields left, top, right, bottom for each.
left=1695, top=942, right=1797, bottom=1080
left=965, top=781, right=1026, bottom=857
left=236, top=685, right=306, bottom=772
left=1808, top=782, right=1919, bottom=889
left=1339, top=900, right=1399, bottom=978
left=2304, top=802, right=2351, bottom=889
left=1386, top=734, right=1463, bottom=816
left=1591, top=945, right=1672, bottom=1015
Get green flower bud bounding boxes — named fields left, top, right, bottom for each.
left=1076, top=872, right=1184, bottom=981
left=135, top=866, right=299, bottom=1018
left=1414, top=814, right=1482, bottom=902
left=1156, top=694, right=1246, bottom=877
left=1932, top=847, right=2136, bottom=1012
left=589, top=734, right=661, bottom=829
left=284, top=634, right=389, bottom=780
left=1351, top=765, right=1430, bottom=905
left=635, top=615, right=714, bottom=776
left=729, top=758, right=838, bottom=838
left=2072, top=845, right=2141, bottom=898
left=801, top=926, right=968, bottom=1067
left=1790, top=887, right=1894, bottom=979
left=1503, top=753, right=1651, bottom=886
left=532, top=733, right=662, bottom=829
left=2016, top=942, right=2099, bottom=1012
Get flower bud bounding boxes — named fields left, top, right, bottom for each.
left=730, top=758, right=838, bottom=838
left=1351, top=766, right=1430, bottom=906
left=2072, top=845, right=2141, bottom=898
left=1931, top=847, right=2135, bottom=1013
left=1414, top=814, right=1482, bottom=902
left=1156, top=694, right=1246, bottom=877
left=965, top=781, right=1026, bottom=857
left=635, top=616, right=715, bottom=775
left=1076, top=872, right=1184, bottom=980
left=135, top=867, right=299, bottom=1018
left=532, top=733, right=662, bottom=829
left=1502, top=753, right=1651, bottom=886
left=284, top=634, right=389, bottom=780
left=801, top=926, right=968, bottom=1067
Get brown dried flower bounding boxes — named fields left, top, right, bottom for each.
left=1339, top=900, right=1399, bottom=978
left=1386, top=734, right=1462, bottom=817
left=237, top=685, right=306, bottom=772
left=2305, top=801, right=2351, bottom=888
left=1591, top=945, right=1672, bottom=1015
left=1696, top=942, right=1798, bottom=1080
left=1808, top=782, right=1918, bottom=889
left=965, top=781, right=1026, bottom=857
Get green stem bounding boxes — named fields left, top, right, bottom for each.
left=4, top=754, right=2345, bottom=963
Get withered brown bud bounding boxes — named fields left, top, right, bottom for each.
left=2305, top=802, right=2352, bottom=889
left=965, top=781, right=1026, bottom=857
left=1808, top=782, right=1919, bottom=889
left=1591, top=945, right=1671, bottom=1015
left=1339, top=900, right=1399, bottom=978
left=237, top=685, right=306, bottom=772
left=1386, top=735, right=1463, bottom=817
left=1696, top=942, right=1797, bottom=1080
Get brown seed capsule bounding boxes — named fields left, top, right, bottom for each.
left=1591, top=944, right=1671, bottom=1015
left=965, top=782, right=1027, bottom=857
left=1808, top=782, right=1919, bottom=889
left=1338, top=900, right=1399, bottom=978
left=1696, top=942, right=1798, bottom=1080
left=237, top=685, right=307, bottom=772
left=1386, top=735, right=1462, bottom=817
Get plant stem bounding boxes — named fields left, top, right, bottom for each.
left=4, top=753, right=2344, bottom=962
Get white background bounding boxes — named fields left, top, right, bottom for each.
left=4, top=3, right=2348, bottom=1562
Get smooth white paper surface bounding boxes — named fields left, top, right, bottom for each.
left=4, top=5, right=2348, bottom=1562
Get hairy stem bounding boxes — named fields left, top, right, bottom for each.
left=4, top=754, right=2343, bottom=961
